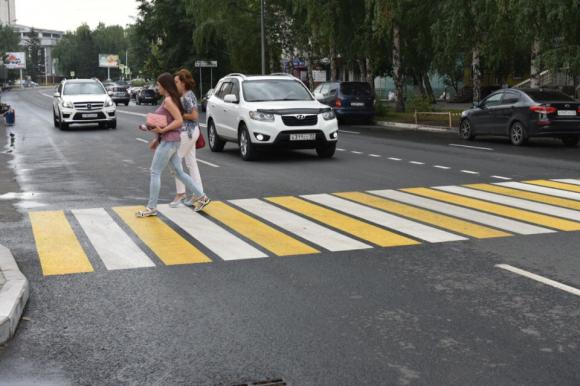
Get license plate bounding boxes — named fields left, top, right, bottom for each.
left=82, top=113, right=98, bottom=118
left=290, top=133, right=316, bottom=141
left=351, top=102, right=364, bottom=107
left=558, top=110, right=576, bottom=116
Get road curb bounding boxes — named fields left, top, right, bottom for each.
left=375, top=120, right=458, bottom=133
left=0, top=243, right=29, bottom=345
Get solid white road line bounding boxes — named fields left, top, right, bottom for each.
left=339, top=129, right=360, bottom=134
left=302, top=194, right=467, bottom=243
left=460, top=170, right=479, bottom=174
left=409, top=161, right=424, bottom=165
left=369, top=190, right=553, bottom=235
left=136, top=138, right=149, bottom=143
left=496, top=182, right=580, bottom=201
left=434, top=165, right=451, bottom=170
left=496, top=264, right=580, bottom=297
left=72, top=208, right=155, bottom=270
left=197, top=159, right=220, bottom=168
left=449, top=144, right=494, bottom=151
left=157, top=205, right=267, bottom=261
left=388, top=157, right=402, bottom=161
left=369, top=154, right=381, bottom=158
left=491, top=175, right=512, bottom=180
left=230, top=198, right=371, bottom=252
left=553, top=179, right=580, bottom=186
left=435, top=186, right=580, bottom=222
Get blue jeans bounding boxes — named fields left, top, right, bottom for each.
left=147, top=140, right=204, bottom=209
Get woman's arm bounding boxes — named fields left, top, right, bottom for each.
left=183, top=108, right=198, bottom=122
left=159, top=98, right=183, bottom=132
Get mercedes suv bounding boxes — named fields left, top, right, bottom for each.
left=206, top=73, right=338, bottom=160
left=53, top=79, right=117, bottom=130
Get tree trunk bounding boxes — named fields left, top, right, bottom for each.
left=357, top=59, right=366, bottom=82
left=423, top=73, right=435, bottom=103
left=414, top=74, right=427, bottom=98
left=472, top=46, right=481, bottom=103
left=530, top=37, right=540, bottom=89
left=366, top=57, right=374, bottom=94
left=305, top=54, right=314, bottom=90
left=393, top=23, right=405, bottom=112
left=330, top=40, right=337, bottom=81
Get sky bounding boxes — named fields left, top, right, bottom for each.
left=15, top=0, right=139, bottom=32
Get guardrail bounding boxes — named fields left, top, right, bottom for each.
left=413, top=111, right=462, bottom=128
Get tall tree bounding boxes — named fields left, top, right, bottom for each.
left=25, top=28, right=43, bottom=82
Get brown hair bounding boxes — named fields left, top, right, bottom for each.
left=157, top=72, right=184, bottom=114
left=174, top=69, right=196, bottom=91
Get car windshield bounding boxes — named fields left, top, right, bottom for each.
left=63, top=82, right=106, bottom=95
left=525, top=90, right=574, bottom=102
left=242, top=80, right=313, bottom=102
left=340, top=82, right=371, bottom=96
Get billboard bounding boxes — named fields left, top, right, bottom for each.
left=3, top=52, right=26, bottom=70
left=99, top=54, right=119, bottom=68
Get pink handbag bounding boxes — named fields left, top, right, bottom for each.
left=146, top=113, right=168, bottom=128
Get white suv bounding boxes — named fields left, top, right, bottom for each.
left=53, top=79, right=117, bottom=130
left=206, top=74, right=338, bottom=160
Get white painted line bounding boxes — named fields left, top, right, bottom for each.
left=388, top=157, right=402, bottom=161
left=496, top=182, right=580, bottom=201
left=72, top=208, right=155, bottom=270
left=336, top=148, right=346, bottom=151
left=157, top=205, right=267, bottom=261
left=369, top=154, right=381, bottom=158
left=434, top=165, right=451, bottom=170
left=491, top=175, right=512, bottom=180
left=199, top=123, right=207, bottom=129
left=302, top=194, right=467, bottom=243
left=553, top=179, right=580, bottom=186
left=230, top=198, right=371, bottom=252
left=136, top=138, right=149, bottom=144
left=351, top=151, right=363, bottom=154
left=461, top=170, right=479, bottom=175
left=496, top=264, right=580, bottom=297
left=40, top=92, right=53, bottom=99
left=196, top=159, right=220, bottom=168
left=409, top=161, right=424, bottom=165
left=449, top=144, right=494, bottom=151
left=435, top=186, right=580, bottom=222
left=369, top=190, right=553, bottom=235
left=339, top=129, right=360, bottom=134
left=117, top=110, right=147, bottom=117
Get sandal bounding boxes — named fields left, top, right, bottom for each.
left=193, top=195, right=211, bottom=212
left=136, top=207, right=158, bottom=217
left=169, top=195, right=186, bottom=208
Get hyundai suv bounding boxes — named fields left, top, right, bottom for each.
left=53, top=79, right=117, bottom=130
left=206, top=73, right=339, bottom=160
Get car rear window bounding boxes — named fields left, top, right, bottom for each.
left=340, top=82, right=371, bottom=96
left=525, top=90, right=574, bottom=102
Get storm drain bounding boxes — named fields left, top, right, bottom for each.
left=225, top=378, right=287, bottom=386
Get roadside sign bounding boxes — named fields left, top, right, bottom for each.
left=3, top=52, right=26, bottom=69
left=99, top=54, right=119, bottom=68
left=195, top=60, right=217, bottom=68
left=70, top=71, right=75, bottom=77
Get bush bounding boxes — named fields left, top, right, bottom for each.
left=374, top=101, right=391, bottom=117
left=130, top=78, right=146, bottom=87
left=406, top=95, right=432, bottom=113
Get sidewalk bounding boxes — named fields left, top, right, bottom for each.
left=0, top=244, right=29, bottom=345
left=374, top=120, right=458, bottom=133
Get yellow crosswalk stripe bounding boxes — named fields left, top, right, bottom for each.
left=204, top=202, right=319, bottom=256
left=403, top=188, right=580, bottom=231
left=466, top=184, right=580, bottom=211
left=524, top=180, right=580, bottom=193
left=113, top=206, right=211, bottom=265
left=29, top=211, right=94, bottom=276
left=266, top=196, right=419, bottom=247
left=334, top=192, right=511, bottom=239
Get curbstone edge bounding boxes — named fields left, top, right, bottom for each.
left=0, top=244, right=29, bottom=345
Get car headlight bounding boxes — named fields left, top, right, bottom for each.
left=249, top=111, right=275, bottom=122
left=322, top=109, right=336, bottom=120
left=104, top=98, right=114, bottom=107
left=61, top=100, right=73, bottom=109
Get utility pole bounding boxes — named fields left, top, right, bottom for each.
left=261, top=0, right=265, bottom=75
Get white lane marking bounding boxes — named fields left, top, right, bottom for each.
left=117, top=110, right=147, bottom=117
left=199, top=123, right=207, bottom=129
left=136, top=138, right=149, bottom=143
left=336, top=148, right=346, bottom=151
left=388, top=157, right=402, bottom=161
left=449, top=144, right=494, bottom=151
left=496, top=182, right=580, bottom=201
left=302, top=194, right=467, bottom=243
left=461, top=170, right=479, bottom=174
left=553, top=179, right=580, bottom=186
left=369, top=190, right=553, bottom=235
left=230, top=198, right=371, bottom=252
left=351, top=151, right=363, bottom=154
left=72, top=208, right=155, bottom=270
left=369, top=154, right=381, bottom=158
left=434, top=165, right=451, bottom=170
left=41, top=92, right=53, bottom=99
left=158, top=205, right=267, bottom=261
left=496, top=264, right=580, bottom=297
left=491, top=175, right=511, bottom=180
left=435, top=186, right=580, bottom=222
left=409, top=161, right=424, bottom=165
left=339, top=129, right=360, bottom=134
left=196, top=159, right=220, bottom=168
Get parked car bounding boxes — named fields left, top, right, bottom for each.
left=201, top=88, right=214, bottom=112
left=52, top=79, right=116, bottom=130
left=313, top=81, right=374, bottom=123
left=106, top=85, right=130, bottom=105
left=136, top=88, right=158, bottom=105
left=128, top=86, right=142, bottom=100
left=459, top=88, right=580, bottom=146
left=206, top=73, right=338, bottom=161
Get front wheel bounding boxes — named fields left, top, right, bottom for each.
left=316, top=142, right=337, bottom=158
left=561, top=136, right=579, bottom=147
left=109, top=119, right=117, bottom=129
left=53, top=110, right=59, bottom=128
left=509, top=121, right=528, bottom=146
left=239, top=125, right=257, bottom=161
left=459, top=119, right=475, bottom=140
left=208, top=120, right=225, bottom=152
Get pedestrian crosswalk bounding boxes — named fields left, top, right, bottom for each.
left=28, top=178, right=580, bottom=276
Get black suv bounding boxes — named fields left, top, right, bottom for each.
left=136, top=89, right=158, bottom=105
left=106, top=85, right=130, bottom=106
left=314, top=81, right=375, bottom=123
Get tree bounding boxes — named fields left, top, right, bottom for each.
left=0, top=24, right=20, bottom=54
left=25, top=28, right=43, bottom=82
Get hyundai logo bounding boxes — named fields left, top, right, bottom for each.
left=296, top=115, right=305, bottom=120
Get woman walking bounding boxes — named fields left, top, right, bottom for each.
left=137, top=73, right=210, bottom=218
left=169, top=69, right=209, bottom=210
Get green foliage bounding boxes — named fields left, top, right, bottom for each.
left=0, top=24, right=20, bottom=53
left=405, top=95, right=432, bottom=113
left=25, top=28, right=43, bottom=82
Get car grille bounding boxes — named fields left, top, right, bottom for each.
left=74, top=102, right=104, bottom=110
left=282, top=115, right=318, bottom=126
left=72, top=112, right=107, bottom=120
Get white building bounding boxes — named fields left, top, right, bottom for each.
left=0, top=0, right=16, bottom=25
left=12, top=24, right=64, bottom=79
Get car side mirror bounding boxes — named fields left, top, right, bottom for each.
left=224, top=94, right=238, bottom=103
left=473, top=101, right=482, bottom=108
left=53, top=92, right=60, bottom=98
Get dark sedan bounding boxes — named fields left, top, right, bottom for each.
left=459, top=89, right=580, bottom=146
left=314, top=81, right=374, bottom=123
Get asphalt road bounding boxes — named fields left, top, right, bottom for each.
left=0, top=88, right=579, bottom=385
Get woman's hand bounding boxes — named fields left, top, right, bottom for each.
left=148, top=138, right=159, bottom=151
left=151, top=126, right=164, bottom=134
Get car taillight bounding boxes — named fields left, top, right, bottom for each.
left=530, top=105, right=557, bottom=114
left=335, top=99, right=342, bottom=107
left=577, top=107, right=580, bottom=113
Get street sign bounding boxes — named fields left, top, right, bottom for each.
left=70, top=71, right=75, bottom=77
left=195, top=60, right=217, bottom=68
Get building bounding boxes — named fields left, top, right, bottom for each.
left=13, top=24, right=64, bottom=80
left=0, top=0, right=16, bottom=25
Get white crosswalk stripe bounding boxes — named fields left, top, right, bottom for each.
left=368, top=190, right=554, bottom=235
left=496, top=182, right=580, bottom=200
left=302, top=194, right=468, bottom=243
left=552, top=179, right=580, bottom=186
left=435, top=186, right=580, bottom=222
left=230, top=198, right=372, bottom=252
left=157, top=205, right=267, bottom=261
left=72, top=208, right=155, bottom=270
